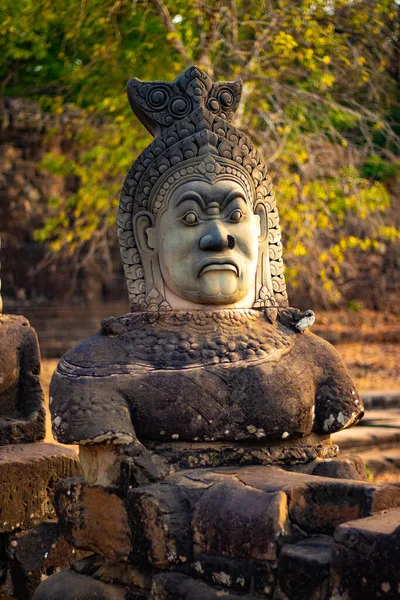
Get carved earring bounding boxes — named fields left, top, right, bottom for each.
left=253, top=204, right=276, bottom=308
left=133, top=212, right=171, bottom=311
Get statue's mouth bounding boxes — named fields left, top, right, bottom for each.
left=198, top=258, right=239, bottom=278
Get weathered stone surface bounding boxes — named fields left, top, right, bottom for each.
left=274, top=536, right=332, bottom=600
left=0, top=552, right=14, bottom=599
left=330, top=508, right=400, bottom=600
left=0, top=443, right=80, bottom=534
left=189, top=554, right=252, bottom=594
left=148, top=439, right=338, bottom=470
left=193, top=477, right=291, bottom=560
left=6, top=521, right=88, bottom=600
left=72, top=554, right=152, bottom=591
left=123, top=67, right=288, bottom=311
left=55, top=478, right=132, bottom=562
left=188, top=554, right=278, bottom=596
left=0, top=315, right=45, bottom=445
left=33, top=569, right=141, bottom=600
left=127, top=483, right=192, bottom=569
left=289, top=480, right=400, bottom=534
left=152, top=572, right=255, bottom=600
left=311, top=456, right=367, bottom=481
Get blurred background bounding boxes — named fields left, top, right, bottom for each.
left=0, top=0, right=399, bottom=394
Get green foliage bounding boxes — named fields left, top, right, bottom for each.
left=2, top=0, right=400, bottom=303
left=364, top=465, right=374, bottom=481
left=348, top=300, right=364, bottom=312
left=361, top=155, right=399, bottom=181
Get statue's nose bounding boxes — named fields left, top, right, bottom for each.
left=199, top=223, right=234, bottom=251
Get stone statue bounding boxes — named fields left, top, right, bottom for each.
left=0, top=251, right=45, bottom=443
left=48, top=67, right=363, bottom=477
left=36, top=67, right=400, bottom=600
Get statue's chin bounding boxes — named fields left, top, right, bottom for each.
left=191, top=271, right=244, bottom=304
left=164, top=272, right=251, bottom=307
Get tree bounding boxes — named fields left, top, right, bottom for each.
left=1, top=0, right=399, bottom=306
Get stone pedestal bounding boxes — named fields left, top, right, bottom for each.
left=33, top=464, right=400, bottom=599
left=0, top=315, right=84, bottom=599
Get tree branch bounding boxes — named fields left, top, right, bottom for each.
left=146, top=0, right=192, bottom=65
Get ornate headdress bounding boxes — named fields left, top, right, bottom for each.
left=118, top=66, right=288, bottom=310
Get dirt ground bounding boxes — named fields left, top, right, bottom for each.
left=334, top=342, right=399, bottom=392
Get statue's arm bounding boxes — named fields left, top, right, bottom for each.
left=50, top=359, right=169, bottom=487
left=310, top=335, right=364, bottom=434
left=50, top=366, right=136, bottom=445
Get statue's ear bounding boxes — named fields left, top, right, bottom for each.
left=133, top=210, right=165, bottom=301
left=133, top=211, right=155, bottom=255
left=254, top=203, right=268, bottom=244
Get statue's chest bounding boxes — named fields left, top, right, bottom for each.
left=124, top=351, right=316, bottom=443
left=116, top=310, right=295, bottom=370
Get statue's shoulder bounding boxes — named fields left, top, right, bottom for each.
left=271, top=308, right=350, bottom=367
left=292, top=329, right=345, bottom=364
left=57, top=313, right=142, bottom=372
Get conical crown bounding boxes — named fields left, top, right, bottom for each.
left=127, top=66, right=242, bottom=136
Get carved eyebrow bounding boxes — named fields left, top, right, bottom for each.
left=220, top=190, right=248, bottom=210
left=175, top=191, right=205, bottom=209
left=174, top=189, right=248, bottom=210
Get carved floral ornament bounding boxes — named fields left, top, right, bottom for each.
left=117, top=66, right=288, bottom=311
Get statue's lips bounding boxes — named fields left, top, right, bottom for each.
left=198, top=259, right=239, bottom=277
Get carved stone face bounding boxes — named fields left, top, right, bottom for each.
left=149, top=179, right=260, bottom=305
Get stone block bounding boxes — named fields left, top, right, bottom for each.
left=231, top=466, right=400, bottom=534
left=151, top=572, right=255, bottom=600
left=7, top=521, right=88, bottom=600
left=193, top=478, right=290, bottom=560
left=127, top=483, right=192, bottom=568
left=330, top=508, right=400, bottom=600
left=57, top=477, right=193, bottom=569
left=311, top=456, right=367, bottom=481
left=274, top=536, right=332, bottom=600
left=55, top=478, right=132, bottom=562
left=33, top=568, right=142, bottom=600
left=0, top=443, right=80, bottom=534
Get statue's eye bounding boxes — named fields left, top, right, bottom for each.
left=182, top=211, right=198, bottom=225
left=230, top=209, right=243, bottom=223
